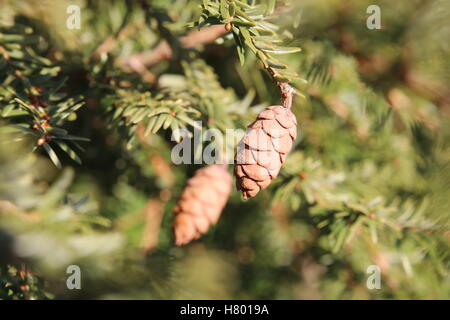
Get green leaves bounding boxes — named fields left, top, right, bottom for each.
left=0, top=25, right=87, bottom=168
left=266, top=0, right=276, bottom=15
left=194, top=0, right=304, bottom=85
left=260, top=46, right=302, bottom=54
left=55, top=141, right=82, bottom=165
left=43, top=143, right=62, bottom=169
left=220, top=0, right=230, bottom=20
left=109, top=89, right=201, bottom=143
left=107, top=59, right=255, bottom=146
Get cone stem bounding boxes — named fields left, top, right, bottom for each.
left=279, top=82, right=295, bottom=109
left=267, top=67, right=296, bottom=109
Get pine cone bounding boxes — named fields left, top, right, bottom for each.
left=234, top=105, right=297, bottom=199
left=173, top=164, right=232, bottom=246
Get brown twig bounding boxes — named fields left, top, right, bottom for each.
left=119, top=24, right=229, bottom=76
left=141, top=199, right=166, bottom=253
left=267, top=66, right=296, bottom=109
left=279, top=82, right=296, bottom=109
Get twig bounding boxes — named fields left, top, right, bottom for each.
left=279, top=82, right=296, bottom=109
left=120, top=24, right=229, bottom=71
left=267, top=66, right=296, bottom=109
left=141, top=199, right=166, bottom=253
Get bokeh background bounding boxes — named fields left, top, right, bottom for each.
left=0, top=0, right=449, bottom=299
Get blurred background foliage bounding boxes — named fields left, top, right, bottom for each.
left=0, top=0, right=449, bottom=299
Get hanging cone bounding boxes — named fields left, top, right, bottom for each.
left=173, top=164, right=232, bottom=245
left=234, top=105, right=297, bottom=199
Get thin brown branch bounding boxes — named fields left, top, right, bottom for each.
left=279, top=82, right=296, bottom=109
left=140, top=198, right=166, bottom=253
left=267, top=67, right=296, bottom=109
left=120, top=24, right=229, bottom=72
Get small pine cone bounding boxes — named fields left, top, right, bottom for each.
left=173, top=164, right=232, bottom=246
left=234, top=105, right=297, bottom=199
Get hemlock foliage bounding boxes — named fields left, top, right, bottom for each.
left=0, top=0, right=449, bottom=299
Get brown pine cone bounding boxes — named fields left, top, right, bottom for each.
left=173, top=164, right=232, bottom=246
left=234, top=105, right=297, bottom=199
